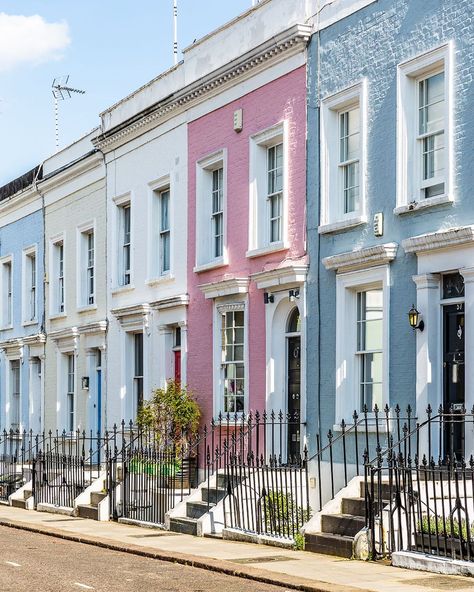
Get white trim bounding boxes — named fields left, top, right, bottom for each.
left=21, top=245, right=38, bottom=326
left=322, top=242, right=398, bottom=273
left=396, top=42, right=454, bottom=211
left=0, top=255, right=13, bottom=330
left=48, top=234, right=66, bottom=317
left=248, top=121, right=288, bottom=253
left=402, top=226, right=474, bottom=255
left=199, top=277, right=249, bottom=300
left=320, top=79, right=367, bottom=228
left=251, top=264, right=308, bottom=290
left=147, top=175, right=173, bottom=281
left=76, top=220, right=96, bottom=310
left=335, top=265, right=390, bottom=423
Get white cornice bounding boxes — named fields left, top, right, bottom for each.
left=0, top=333, right=46, bottom=350
left=22, top=333, right=46, bottom=346
left=77, top=321, right=107, bottom=335
left=94, top=24, right=311, bottom=153
left=402, top=226, right=474, bottom=255
left=111, top=303, right=151, bottom=319
left=48, top=327, right=80, bottom=341
left=150, top=294, right=189, bottom=310
left=38, top=152, right=104, bottom=194
left=199, top=277, right=249, bottom=299
left=323, top=243, right=398, bottom=272
left=251, top=264, right=308, bottom=290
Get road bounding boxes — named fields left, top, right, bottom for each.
left=0, top=526, right=291, bottom=592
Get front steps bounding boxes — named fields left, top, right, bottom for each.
left=305, top=480, right=390, bottom=558
left=77, top=491, right=107, bottom=520
left=11, top=487, right=33, bottom=510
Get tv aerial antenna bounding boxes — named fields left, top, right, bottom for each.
left=52, top=76, right=85, bottom=152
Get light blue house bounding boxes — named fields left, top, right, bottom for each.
left=306, top=0, right=474, bottom=458
left=0, top=166, right=45, bottom=433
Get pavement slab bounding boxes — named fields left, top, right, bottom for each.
left=0, top=505, right=472, bottom=592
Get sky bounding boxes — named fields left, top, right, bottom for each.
left=0, top=0, right=254, bottom=186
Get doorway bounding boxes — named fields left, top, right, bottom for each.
left=286, top=308, right=301, bottom=460
left=443, top=302, right=465, bottom=458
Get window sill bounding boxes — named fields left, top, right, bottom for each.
left=318, top=215, right=367, bottom=235
left=22, top=319, right=38, bottom=327
left=49, top=313, right=67, bottom=321
left=246, top=242, right=288, bottom=259
left=193, top=259, right=228, bottom=274
left=0, top=324, right=13, bottom=331
left=332, top=421, right=389, bottom=433
left=77, top=304, right=97, bottom=314
left=394, top=194, right=453, bottom=215
left=111, top=284, right=135, bottom=296
left=146, top=274, right=175, bottom=287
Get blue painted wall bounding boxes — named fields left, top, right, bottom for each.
left=0, top=208, right=44, bottom=430
left=306, top=0, right=474, bottom=450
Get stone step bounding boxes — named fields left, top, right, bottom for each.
left=169, top=517, right=198, bottom=536
left=90, top=491, right=106, bottom=507
left=341, top=497, right=366, bottom=517
left=216, top=473, right=242, bottom=490
left=321, top=514, right=365, bottom=538
left=305, top=532, right=353, bottom=558
left=77, top=504, right=98, bottom=520
left=360, top=480, right=392, bottom=500
left=11, top=498, right=27, bottom=509
left=186, top=500, right=214, bottom=519
left=24, top=489, right=33, bottom=500
left=201, top=487, right=226, bottom=504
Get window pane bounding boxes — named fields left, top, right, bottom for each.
left=419, top=72, right=444, bottom=135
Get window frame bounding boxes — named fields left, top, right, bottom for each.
left=396, top=42, right=453, bottom=214
left=335, top=265, right=390, bottom=424
left=195, top=150, right=228, bottom=272
left=66, top=352, right=75, bottom=433
left=0, top=255, right=13, bottom=329
left=22, top=246, right=38, bottom=325
left=76, top=222, right=96, bottom=310
left=319, top=80, right=367, bottom=234
left=247, top=122, right=288, bottom=257
left=10, top=358, right=21, bottom=431
left=213, top=301, right=248, bottom=416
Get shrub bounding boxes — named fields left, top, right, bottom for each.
left=419, top=515, right=474, bottom=540
left=263, top=490, right=310, bottom=539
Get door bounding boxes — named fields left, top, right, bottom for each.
left=287, top=336, right=301, bottom=460
left=174, top=350, right=181, bottom=385
left=443, top=303, right=465, bottom=458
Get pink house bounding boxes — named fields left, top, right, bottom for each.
left=187, top=64, right=308, bottom=455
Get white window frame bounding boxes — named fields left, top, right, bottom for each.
left=0, top=255, right=13, bottom=329
left=335, top=265, right=390, bottom=424
left=195, top=150, right=228, bottom=272
left=247, top=122, right=288, bottom=257
left=395, top=42, right=454, bottom=214
left=320, top=80, right=367, bottom=234
left=10, top=358, right=21, bottom=431
left=114, top=195, right=132, bottom=289
left=22, top=246, right=38, bottom=325
left=76, top=221, right=96, bottom=310
left=213, top=301, right=248, bottom=416
left=66, top=352, right=75, bottom=433
left=49, top=236, right=66, bottom=317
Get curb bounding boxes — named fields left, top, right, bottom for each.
left=0, top=517, right=369, bottom=592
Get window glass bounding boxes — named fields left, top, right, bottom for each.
left=339, top=107, right=360, bottom=214
left=357, top=289, right=383, bottom=410
left=11, top=360, right=20, bottom=430
left=159, top=190, right=170, bottom=274
left=222, top=310, right=245, bottom=413
left=67, top=354, right=75, bottom=432
left=212, top=168, right=224, bottom=258
left=267, top=143, right=283, bottom=243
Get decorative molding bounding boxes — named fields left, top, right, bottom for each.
left=94, top=24, right=311, bottom=152
left=322, top=243, right=398, bottom=273
left=216, top=302, right=245, bottom=314
left=412, top=273, right=440, bottom=290
left=49, top=326, right=80, bottom=342
left=38, top=151, right=103, bottom=194
left=150, top=294, right=189, bottom=310
left=77, top=320, right=108, bottom=335
left=251, top=264, right=308, bottom=290
left=402, top=226, right=474, bottom=255
left=111, top=303, right=151, bottom=319
left=199, top=277, right=249, bottom=299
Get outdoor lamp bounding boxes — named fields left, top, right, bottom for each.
left=289, top=288, right=300, bottom=302
left=408, top=305, right=424, bottom=331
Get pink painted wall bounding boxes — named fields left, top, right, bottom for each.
left=187, top=66, right=307, bottom=422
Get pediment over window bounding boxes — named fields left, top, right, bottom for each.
left=322, top=243, right=398, bottom=273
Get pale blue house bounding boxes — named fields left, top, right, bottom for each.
left=0, top=166, right=45, bottom=433
left=306, top=0, right=474, bottom=456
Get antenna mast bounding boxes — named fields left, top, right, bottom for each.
left=51, top=76, right=85, bottom=152
left=173, top=0, right=178, bottom=65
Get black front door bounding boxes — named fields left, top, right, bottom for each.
left=443, top=303, right=465, bottom=458
left=287, top=336, right=301, bottom=460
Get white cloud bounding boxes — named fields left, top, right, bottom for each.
left=0, top=13, right=70, bottom=72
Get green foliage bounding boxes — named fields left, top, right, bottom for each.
left=293, top=532, right=306, bottom=551
left=263, top=490, right=311, bottom=541
left=419, top=515, right=474, bottom=540
left=137, top=380, right=201, bottom=451
left=129, top=457, right=181, bottom=477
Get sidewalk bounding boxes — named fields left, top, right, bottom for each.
left=0, top=505, right=471, bottom=592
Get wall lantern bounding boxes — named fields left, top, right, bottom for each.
left=408, top=305, right=424, bottom=332
left=289, top=288, right=300, bottom=302
left=264, top=292, right=274, bottom=304
left=81, top=376, right=90, bottom=390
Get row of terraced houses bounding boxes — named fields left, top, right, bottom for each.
left=1, top=0, right=473, bottom=563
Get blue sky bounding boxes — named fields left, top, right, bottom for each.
left=0, top=1, right=253, bottom=186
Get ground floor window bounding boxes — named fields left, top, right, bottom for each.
left=66, top=353, right=75, bottom=432
left=10, top=359, right=20, bottom=430
left=133, top=332, right=144, bottom=416
left=220, top=307, right=245, bottom=413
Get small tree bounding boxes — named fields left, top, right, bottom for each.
left=137, top=380, right=201, bottom=454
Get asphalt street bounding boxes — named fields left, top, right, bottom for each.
left=0, top=526, right=291, bottom=592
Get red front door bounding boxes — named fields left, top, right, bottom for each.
left=174, top=350, right=181, bottom=385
